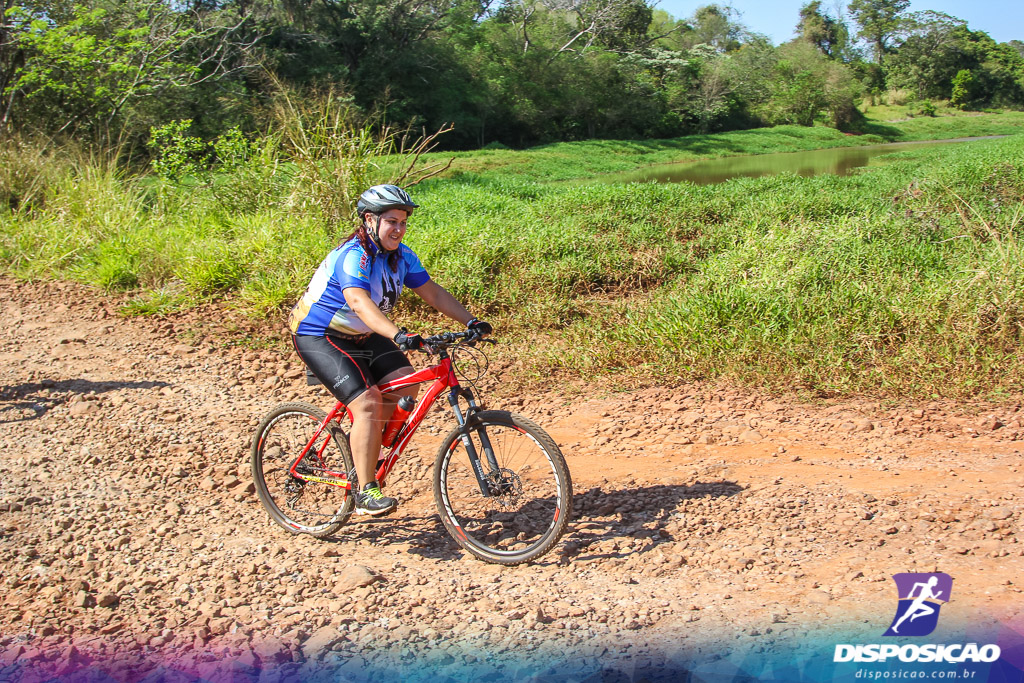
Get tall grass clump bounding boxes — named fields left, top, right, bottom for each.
left=0, top=140, right=147, bottom=285
left=269, top=83, right=452, bottom=228
left=1, top=86, right=455, bottom=310
left=0, top=137, right=66, bottom=213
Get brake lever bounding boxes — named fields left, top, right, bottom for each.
left=399, top=341, right=433, bottom=355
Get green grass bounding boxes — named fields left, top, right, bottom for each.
left=544, top=139, right=1024, bottom=396
left=2, top=113, right=1023, bottom=398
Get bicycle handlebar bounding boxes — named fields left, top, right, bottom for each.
left=399, top=330, right=494, bottom=353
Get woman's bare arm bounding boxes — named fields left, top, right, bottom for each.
left=411, top=280, right=473, bottom=326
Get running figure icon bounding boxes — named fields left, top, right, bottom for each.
left=891, top=576, right=943, bottom=634
left=883, top=572, right=953, bottom=637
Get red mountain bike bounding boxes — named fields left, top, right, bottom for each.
left=251, top=331, right=573, bottom=565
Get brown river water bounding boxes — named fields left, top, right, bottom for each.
left=599, top=135, right=1008, bottom=185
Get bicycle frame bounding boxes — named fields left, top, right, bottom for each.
left=286, top=347, right=499, bottom=495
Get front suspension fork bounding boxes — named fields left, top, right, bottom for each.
left=448, top=388, right=500, bottom=496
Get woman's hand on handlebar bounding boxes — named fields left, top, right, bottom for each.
left=467, top=318, right=492, bottom=336
left=393, top=329, right=425, bottom=352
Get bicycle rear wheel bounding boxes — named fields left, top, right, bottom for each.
left=433, top=410, right=572, bottom=565
left=251, top=402, right=354, bottom=537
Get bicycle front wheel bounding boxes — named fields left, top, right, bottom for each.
left=251, top=402, right=354, bottom=537
left=434, top=410, right=572, bottom=565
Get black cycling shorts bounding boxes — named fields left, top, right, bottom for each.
left=291, top=332, right=411, bottom=405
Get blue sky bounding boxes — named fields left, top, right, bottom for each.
left=655, top=1, right=1024, bottom=46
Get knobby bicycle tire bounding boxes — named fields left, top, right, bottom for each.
left=433, top=410, right=572, bottom=565
left=251, top=402, right=354, bottom=537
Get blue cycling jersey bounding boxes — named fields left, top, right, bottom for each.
left=288, top=237, right=430, bottom=336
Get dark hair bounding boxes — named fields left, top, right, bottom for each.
left=345, top=217, right=399, bottom=272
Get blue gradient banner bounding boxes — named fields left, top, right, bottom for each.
left=1, top=615, right=1022, bottom=683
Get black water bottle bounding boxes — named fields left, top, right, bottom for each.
left=381, top=396, right=415, bottom=447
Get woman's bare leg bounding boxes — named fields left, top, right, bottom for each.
left=347, top=387, right=385, bottom=489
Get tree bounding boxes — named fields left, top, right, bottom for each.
left=3, top=0, right=253, bottom=139
left=768, top=40, right=860, bottom=126
left=687, top=46, right=732, bottom=131
left=654, top=43, right=734, bottom=132
left=684, top=4, right=746, bottom=53
left=722, top=37, right=776, bottom=114
left=797, top=1, right=848, bottom=59
left=847, top=0, right=908, bottom=65
left=647, top=8, right=689, bottom=50
left=882, top=11, right=967, bottom=98
left=442, top=0, right=670, bottom=146
left=0, top=0, right=58, bottom=134
left=237, top=0, right=482, bottom=146
left=492, top=0, right=653, bottom=58
left=0, top=0, right=21, bottom=133
left=884, top=13, right=1024, bottom=108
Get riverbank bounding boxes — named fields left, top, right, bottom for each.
left=1, top=114, right=1023, bottom=397
left=419, top=132, right=1024, bottom=397
left=436, top=111, right=1024, bottom=182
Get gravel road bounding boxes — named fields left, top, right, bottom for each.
left=1, top=279, right=1021, bottom=682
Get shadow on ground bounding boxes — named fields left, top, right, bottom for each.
left=0, top=378, right=172, bottom=423
left=318, top=513, right=464, bottom=562
left=561, top=481, right=744, bottom=563
left=306, top=481, right=743, bottom=566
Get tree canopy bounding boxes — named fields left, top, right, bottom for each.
left=0, top=0, right=1021, bottom=149
left=848, top=0, right=909, bottom=65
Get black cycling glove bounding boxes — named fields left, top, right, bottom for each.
left=467, top=318, right=493, bottom=336
left=393, top=329, right=425, bottom=351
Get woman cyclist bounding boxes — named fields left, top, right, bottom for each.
left=288, top=184, right=492, bottom=516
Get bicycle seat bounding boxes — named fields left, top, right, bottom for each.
left=305, top=367, right=322, bottom=386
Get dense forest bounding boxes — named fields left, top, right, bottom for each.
left=1, top=0, right=1023, bottom=149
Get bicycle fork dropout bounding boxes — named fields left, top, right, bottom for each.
left=447, top=388, right=503, bottom=497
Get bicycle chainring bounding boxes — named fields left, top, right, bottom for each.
left=274, top=466, right=349, bottom=521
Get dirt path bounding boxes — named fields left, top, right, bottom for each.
left=1, top=279, right=1022, bottom=681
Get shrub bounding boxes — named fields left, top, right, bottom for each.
left=148, top=120, right=210, bottom=181
left=0, top=137, right=65, bottom=213
left=885, top=89, right=912, bottom=106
